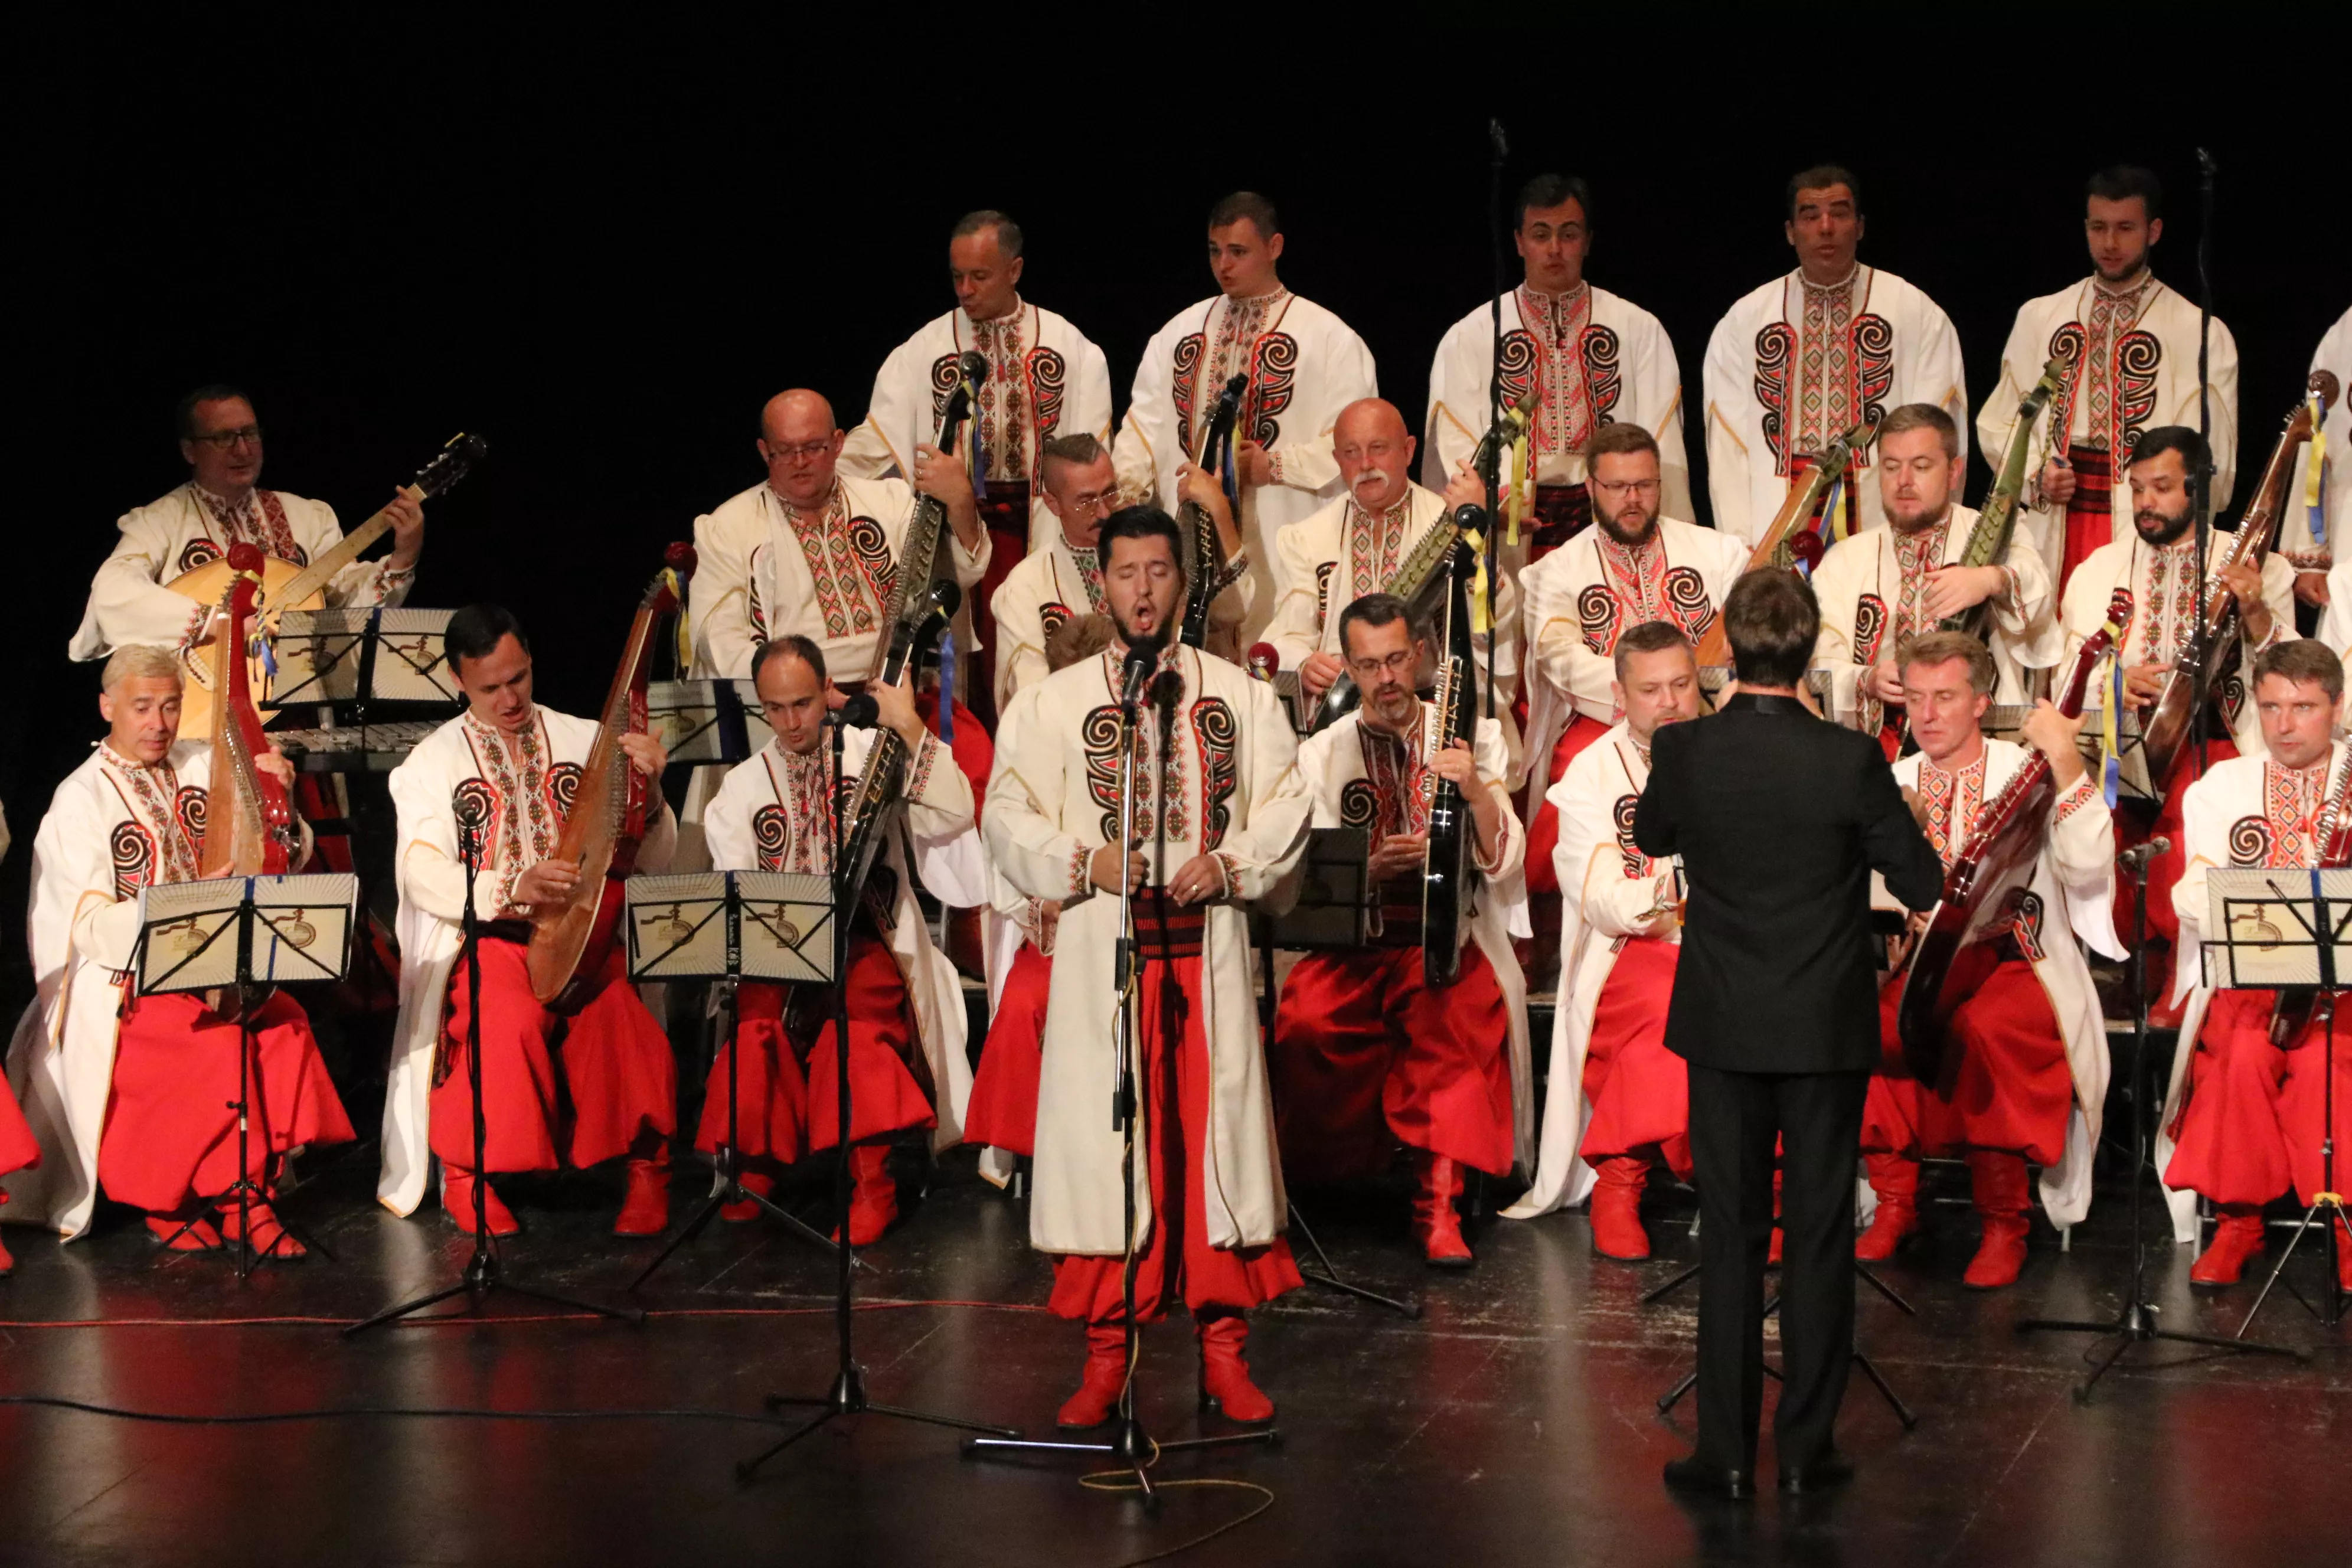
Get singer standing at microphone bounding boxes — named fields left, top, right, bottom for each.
left=1635, top=570, right=1941, bottom=1499
left=984, top=507, right=1312, bottom=1430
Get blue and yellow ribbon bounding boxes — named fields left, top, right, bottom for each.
left=2307, top=390, right=2329, bottom=548
left=2100, top=618, right=2128, bottom=808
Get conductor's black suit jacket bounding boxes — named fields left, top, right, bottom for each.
left=1632, top=693, right=1943, bottom=1074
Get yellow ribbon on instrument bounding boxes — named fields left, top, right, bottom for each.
left=1463, top=526, right=1491, bottom=635
left=1505, top=433, right=1528, bottom=547
left=2309, top=390, right=2330, bottom=547
left=2099, top=613, right=2126, bottom=807
left=660, top=568, right=691, bottom=668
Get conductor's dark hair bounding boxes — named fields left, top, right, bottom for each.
left=951, top=208, right=1024, bottom=259
left=1724, top=569, right=1820, bottom=689
left=445, top=603, right=528, bottom=677
left=2253, top=639, right=2344, bottom=701
left=2127, top=424, right=2211, bottom=476
left=1515, top=172, right=1594, bottom=231
left=176, top=383, right=252, bottom=440
left=1207, top=190, right=1280, bottom=239
left=1097, top=506, right=1187, bottom=580
left=751, top=634, right=827, bottom=685
left=2086, top=164, right=2165, bottom=223
left=1785, top=164, right=1863, bottom=221
left=1337, top=592, right=1424, bottom=659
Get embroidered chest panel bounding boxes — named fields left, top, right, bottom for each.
left=1494, top=288, right=1624, bottom=458
left=2229, top=762, right=2331, bottom=868
left=1753, top=282, right=1892, bottom=474
left=785, top=491, right=895, bottom=639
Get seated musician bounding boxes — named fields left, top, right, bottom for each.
left=1503, top=620, right=1703, bottom=1257
left=1810, top=404, right=2058, bottom=749
left=375, top=605, right=677, bottom=1237
left=1270, top=592, right=1528, bottom=1267
left=1857, top=632, right=2119, bottom=1289
left=70, top=384, right=424, bottom=661
left=1265, top=398, right=1511, bottom=716
left=699, top=635, right=980, bottom=1244
left=3, top=646, right=353, bottom=1256
left=688, top=389, right=994, bottom=802
left=2161, top=639, right=2352, bottom=1294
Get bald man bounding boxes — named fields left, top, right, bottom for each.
left=1267, top=398, right=1518, bottom=713
left=688, top=390, right=996, bottom=803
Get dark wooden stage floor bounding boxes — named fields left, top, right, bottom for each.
left=1, top=1149, right=2345, bottom=1568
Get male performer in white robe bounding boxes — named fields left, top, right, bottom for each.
left=1272, top=593, right=1531, bottom=1266
left=1504, top=623, right=1703, bottom=1255
left=2056, top=426, right=2291, bottom=1004
left=2284, top=306, right=2352, bottom=605
left=1810, top=404, right=2060, bottom=747
left=1978, top=166, right=2239, bottom=592
left=1856, top=633, right=2119, bottom=1290
left=4, top=646, right=351, bottom=1256
left=1115, top=191, right=1377, bottom=645
left=1703, top=166, right=1966, bottom=545
left=2160, top=639, right=2352, bottom=1293
left=697, top=636, right=982, bottom=1243
left=1424, top=172, right=1691, bottom=553
left=688, top=388, right=994, bottom=810
left=840, top=211, right=1115, bottom=718
left=1520, top=423, right=1750, bottom=899
left=985, top=507, right=1312, bottom=1430
left=73, top=384, right=424, bottom=661
left=378, top=606, right=678, bottom=1237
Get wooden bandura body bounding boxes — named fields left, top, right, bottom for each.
left=1691, top=418, right=1876, bottom=672
left=195, top=542, right=300, bottom=881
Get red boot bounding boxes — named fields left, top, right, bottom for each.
left=1962, top=1151, right=2031, bottom=1290
left=720, top=1168, right=775, bottom=1225
left=1855, top=1152, right=1922, bottom=1261
left=443, top=1166, right=520, bottom=1237
left=1414, top=1153, right=1474, bottom=1268
left=1589, top=1156, right=1652, bottom=1261
left=1197, top=1314, right=1274, bottom=1425
left=1768, top=1164, right=1785, bottom=1267
left=1057, top=1323, right=1129, bottom=1430
left=0, top=1230, right=11, bottom=1275
left=614, top=1135, right=672, bottom=1236
left=218, top=1197, right=307, bottom=1260
left=838, top=1144, right=899, bottom=1246
left=2190, top=1206, right=2266, bottom=1287
left=2337, top=1221, right=2352, bottom=1295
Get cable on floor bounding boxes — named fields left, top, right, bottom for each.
left=0, top=1393, right=793, bottom=1429
left=1077, top=1439, right=1276, bottom=1568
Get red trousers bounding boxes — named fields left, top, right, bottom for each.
left=1050, top=953, right=1301, bottom=1324
left=1270, top=943, right=1514, bottom=1182
left=1524, top=712, right=1611, bottom=896
left=2167, top=991, right=2352, bottom=1208
left=964, top=943, right=1050, bottom=1157
left=100, top=990, right=354, bottom=1213
left=431, top=938, right=675, bottom=1175
left=1864, top=953, right=2072, bottom=1166
left=797, top=933, right=935, bottom=1152
left=912, top=689, right=993, bottom=817
left=0, top=1072, right=37, bottom=1179
left=692, top=982, right=807, bottom=1164
left=1577, top=936, right=1693, bottom=1177
left=2055, top=446, right=2114, bottom=594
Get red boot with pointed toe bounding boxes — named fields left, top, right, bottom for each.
left=1589, top=1156, right=1653, bottom=1261
left=443, top=1166, right=520, bottom=1237
left=1414, top=1153, right=1474, bottom=1267
left=614, top=1136, right=672, bottom=1236
left=1197, top=1314, right=1275, bottom=1425
left=720, top=1168, right=775, bottom=1224
left=1058, top=1324, right=1129, bottom=1430
left=218, top=1198, right=307, bottom=1260
left=1855, top=1152, right=1922, bottom=1261
left=1961, top=1151, right=2031, bottom=1290
left=2190, top=1207, right=2266, bottom=1287
left=837, top=1144, right=899, bottom=1246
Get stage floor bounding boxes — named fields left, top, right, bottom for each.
left=1, top=1149, right=2345, bottom=1568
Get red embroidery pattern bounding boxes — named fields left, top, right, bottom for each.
left=1516, top=284, right=1596, bottom=458
left=1612, top=793, right=1647, bottom=878
left=1755, top=322, right=1796, bottom=474
left=100, top=746, right=202, bottom=888
left=1179, top=291, right=1292, bottom=460
left=785, top=488, right=890, bottom=639
left=1892, top=522, right=1948, bottom=646
left=967, top=310, right=1031, bottom=482
left=2259, top=760, right=2328, bottom=868
left=2053, top=773, right=2101, bottom=824
left=2128, top=540, right=2201, bottom=667
left=1853, top=593, right=1889, bottom=667
left=1345, top=498, right=1414, bottom=602
left=109, top=819, right=156, bottom=903
left=2227, top=815, right=2274, bottom=867
left=756, top=748, right=834, bottom=874
left=1915, top=753, right=1986, bottom=865
left=1355, top=717, right=1430, bottom=838
left=1193, top=698, right=1237, bottom=852
left=465, top=713, right=560, bottom=914
left=178, top=537, right=224, bottom=574
left=904, top=733, right=940, bottom=801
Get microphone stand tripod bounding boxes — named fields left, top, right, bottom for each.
left=738, top=707, right=1014, bottom=1478
left=347, top=811, right=641, bottom=1334
left=964, top=661, right=1275, bottom=1499
left=2013, top=839, right=2298, bottom=1396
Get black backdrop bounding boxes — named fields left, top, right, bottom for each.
left=14, top=27, right=2346, bottom=995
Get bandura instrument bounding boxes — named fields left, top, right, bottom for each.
left=2139, top=371, right=2338, bottom=785
left=1893, top=600, right=2120, bottom=1084
left=883, top=355, right=982, bottom=628
left=169, top=432, right=488, bottom=733
left=1420, top=537, right=1480, bottom=987
left=195, top=542, right=303, bottom=882
left=1942, top=357, right=2067, bottom=644
left=1691, top=419, right=1876, bottom=672
left=1308, top=502, right=1484, bottom=733
left=527, top=542, right=696, bottom=1011
left=1179, top=373, right=1249, bottom=650
left=2268, top=739, right=2352, bottom=1047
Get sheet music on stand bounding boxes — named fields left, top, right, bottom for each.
left=647, top=680, right=774, bottom=767
left=1262, top=827, right=1370, bottom=950
left=2077, top=702, right=2158, bottom=805
left=263, top=607, right=462, bottom=709
left=625, top=871, right=834, bottom=985
left=2201, top=867, right=2352, bottom=990
left=135, top=874, right=360, bottom=995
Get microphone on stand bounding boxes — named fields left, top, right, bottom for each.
left=830, top=692, right=881, bottom=729
left=1119, top=636, right=1163, bottom=711
left=1247, top=642, right=1279, bottom=682
left=2116, top=837, right=2172, bottom=874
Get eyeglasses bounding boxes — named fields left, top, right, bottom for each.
left=1591, top=477, right=1659, bottom=496
left=1347, top=649, right=1420, bottom=680
left=766, top=440, right=834, bottom=462
left=188, top=426, right=263, bottom=450
left=1064, top=486, right=1124, bottom=516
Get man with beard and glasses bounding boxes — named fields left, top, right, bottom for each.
left=1979, top=166, right=2240, bottom=592
left=984, top=507, right=1311, bottom=1431
left=1265, top=398, right=1514, bottom=713
left=1810, top=403, right=2059, bottom=752
left=1518, top=423, right=1747, bottom=909
left=1269, top=594, right=1530, bottom=1267
left=2057, top=424, right=2292, bottom=1004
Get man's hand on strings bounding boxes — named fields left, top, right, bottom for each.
left=2019, top=698, right=2089, bottom=788
left=2217, top=559, right=2273, bottom=644
left=513, top=859, right=582, bottom=909
left=1921, top=564, right=2007, bottom=621
left=914, top=442, right=985, bottom=551
left=1864, top=662, right=1907, bottom=704
left=618, top=732, right=669, bottom=777
left=2122, top=661, right=2169, bottom=708
left=871, top=671, right=927, bottom=749
left=254, top=749, right=296, bottom=789
left=386, top=491, right=426, bottom=571
left=1430, top=737, right=1479, bottom=792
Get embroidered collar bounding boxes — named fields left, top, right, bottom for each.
left=965, top=296, right=1026, bottom=331
left=1798, top=264, right=1859, bottom=295
left=192, top=481, right=257, bottom=520
left=100, top=742, right=171, bottom=776
left=2092, top=268, right=2154, bottom=302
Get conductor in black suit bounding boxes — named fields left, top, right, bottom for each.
left=1635, top=569, right=1942, bottom=1498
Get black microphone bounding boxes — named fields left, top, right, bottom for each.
left=2116, top=836, right=2172, bottom=873
left=1489, top=117, right=1509, bottom=159
left=1119, top=636, right=1162, bottom=710
left=832, top=693, right=880, bottom=729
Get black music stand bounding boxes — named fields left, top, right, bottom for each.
left=621, top=870, right=843, bottom=1288
left=346, top=812, right=642, bottom=1335
left=135, top=872, right=359, bottom=1276
left=646, top=678, right=772, bottom=770
left=263, top=606, right=461, bottom=723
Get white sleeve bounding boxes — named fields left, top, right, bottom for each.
left=688, top=505, right=757, bottom=680
left=1115, top=328, right=1177, bottom=508
left=1549, top=765, right=1670, bottom=938
left=1913, top=298, right=1970, bottom=475
left=1211, top=680, right=1314, bottom=900
left=1701, top=310, right=1759, bottom=543
left=84, top=507, right=207, bottom=654
left=1266, top=326, right=1376, bottom=497
left=390, top=757, right=469, bottom=926
left=1636, top=320, right=1694, bottom=524
left=982, top=686, right=1095, bottom=905
left=1266, top=524, right=1325, bottom=669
